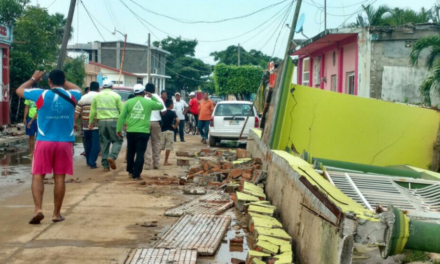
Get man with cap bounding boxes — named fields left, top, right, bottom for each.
left=173, top=92, right=188, bottom=142
left=188, top=92, right=199, bottom=127
left=144, top=83, right=167, bottom=170
left=116, top=84, right=164, bottom=180
left=89, top=79, right=123, bottom=171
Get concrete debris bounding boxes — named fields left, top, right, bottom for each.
left=182, top=187, right=207, bottom=195
left=165, top=191, right=232, bottom=217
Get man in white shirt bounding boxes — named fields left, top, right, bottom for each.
left=144, top=83, right=166, bottom=169
left=74, top=82, right=100, bottom=169
left=173, top=92, right=188, bottom=142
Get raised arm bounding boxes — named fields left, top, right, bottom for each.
left=16, top=71, right=46, bottom=98
left=64, top=80, right=81, bottom=92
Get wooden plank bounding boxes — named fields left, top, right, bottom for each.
left=165, top=192, right=232, bottom=217
left=129, top=249, right=142, bottom=264
left=155, top=215, right=230, bottom=255
left=140, top=248, right=153, bottom=264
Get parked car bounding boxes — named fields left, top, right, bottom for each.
left=208, top=101, right=259, bottom=147
left=210, top=95, right=222, bottom=105
left=100, top=87, right=133, bottom=102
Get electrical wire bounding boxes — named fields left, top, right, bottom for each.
left=46, top=0, right=57, bottom=8
left=271, top=1, right=294, bottom=59
left=107, top=0, right=123, bottom=31
left=240, top=2, right=293, bottom=46
left=81, top=1, right=121, bottom=40
left=128, top=0, right=289, bottom=24
left=306, top=0, right=371, bottom=9
left=103, top=0, right=117, bottom=29
left=118, top=0, right=161, bottom=40
left=337, top=0, right=377, bottom=28
left=80, top=0, right=106, bottom=41
left=151, top=53, right=208, bottom=83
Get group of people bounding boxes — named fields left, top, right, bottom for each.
left=17, top=68, right=216, bottom=225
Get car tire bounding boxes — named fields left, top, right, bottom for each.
left=209, top=136, right=217, bottom=147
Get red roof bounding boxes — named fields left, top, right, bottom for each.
left=292, top=33, right=357, bottom=56
left=89, top=61, right=140, bottom=77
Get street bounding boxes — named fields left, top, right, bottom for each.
left=0, top=134, right=243, bottom=264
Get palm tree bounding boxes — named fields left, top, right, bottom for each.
left=52, top=12, right=73, bottom=45
left=410, top=35, right=440, bottom=104
left=347, top=4, right=391, bottom=28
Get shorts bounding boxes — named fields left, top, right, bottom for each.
left=25, top=117, right=38, bottom=136
left=160, top=130, right=174, bottom=151
left=32, top=141, right=74, bottom=175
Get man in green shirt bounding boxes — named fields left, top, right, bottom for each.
left=89, top=79, right=123, bottom=171
left=116, top=84, right=163, bottom=180
left=23, top=99, right=38, bottom=156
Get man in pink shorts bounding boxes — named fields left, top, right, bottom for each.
left=16, top=69, right=82, bottom=224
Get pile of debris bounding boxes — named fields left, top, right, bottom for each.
left=176, top=148, right=294, bottom=263
left=180, top=148, right=262, bottom=188
left=234, top=181, right=294, bottom=264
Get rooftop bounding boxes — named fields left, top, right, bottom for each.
left=67, top=41, right=171, bottom=55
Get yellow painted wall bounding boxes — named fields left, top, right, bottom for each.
left=276, top=84, right=440, bottom=168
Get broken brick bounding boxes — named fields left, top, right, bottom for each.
left=237, top=149, right=252, bottom=158
left=230, top=168, right=243, bottom=179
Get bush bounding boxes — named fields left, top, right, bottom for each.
left=213, top=63, right=262, bottom=99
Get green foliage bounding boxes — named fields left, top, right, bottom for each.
left=213, top=64, right=262, bottom=97
left=401, top=250, right=429, bottom=263
left=0, top=0, right=29, bottom=25
left=64, top=56, right=86, bottom=88
left=52, top=12, right=73, bottom=45
left=210, top=45, right=280, bottom=69
left=348, top=4, right=435, bottom=28
left=153, top=36, right=212, bottom=91
left=410, top=35, right=440, bottom=105
left=9, top=6, right=64, bottom=123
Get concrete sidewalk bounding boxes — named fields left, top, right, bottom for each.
left=0, top=134, right=206, bottom=264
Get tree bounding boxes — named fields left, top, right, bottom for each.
left=410, top=35, right=440, bottom=105
left=153, top=36, right=212, bottom=91
left=53, top=12, right=73, bottom=44
left=213, top=63, right=263, bottom=99
left=64, top=56, right=86, bottom=88
left=0, top=0, right=29, bottom=25
left=210, top=45, right=280, bottom=69
left=9, top=6, right=62, bottom=123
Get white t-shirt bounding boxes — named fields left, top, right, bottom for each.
left=145, top=93, right=166, bottom=121
left=173, top=100, right=188, bottom=120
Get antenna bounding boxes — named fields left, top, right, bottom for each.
left=295, top=13, right=309, bottom=39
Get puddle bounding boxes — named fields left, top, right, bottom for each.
left=198, top=209, right=250, bottom=264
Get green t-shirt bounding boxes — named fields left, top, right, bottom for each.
left=116, top=96, right=164, bottom=133
left=24, top=100, right=37, bottom=118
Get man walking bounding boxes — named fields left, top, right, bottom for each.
left=144, top=83, right=166, bottom=170
left=23, top=97, right=38, bottom=156
left=89, top=79, right=123, bottom=171
left=116, top=84, right=163, bottom=180
left=198, top=92, right=214, bottom=144
left=173, top=92, right=188, bottom=142
left=16, top=69, right=82, bottom=224
left=188, top=92, right=199, bottom=126
left=75, top=81, right=100, bottom=169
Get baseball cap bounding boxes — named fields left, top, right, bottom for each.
left=133, top=84, right=144, bottom=94
left=189, top=92, right=195, bottom=96
left=103, top=79, right=113, bottom=88
left=175, top=92, right=181, bottom=96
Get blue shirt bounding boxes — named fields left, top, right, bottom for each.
left=24, top=88, right=82, bottom=142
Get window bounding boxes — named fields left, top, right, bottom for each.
left=346, top=72, right=355, bottom=95
left=112, top=80, right=123, bottom=85
left=214, top=104, right=254, bottom=117
left=313, top=57, right=321, bottom=87
left=302, top=58, right=310, bottom=86
left=136, top=77, right=143, bottom=84
left=331, top=75, right=337, bottom=92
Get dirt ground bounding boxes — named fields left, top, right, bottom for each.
left=0, top=134, right=245, bottom=264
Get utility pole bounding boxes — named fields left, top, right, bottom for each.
left=324, top=0, right=327, bottom=30
left=113, top=29, right=127, bottom=87
left=147, top=33, right=151, bottom=85
left=238, top=43, right=241, bottom=66
left=57, top=0, right=76, bottom=70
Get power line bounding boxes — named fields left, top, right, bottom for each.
left=107, top=0, right=123, bottom=31
left=151, top=53, right=208, bottom=83
left=47, top=0, right=57, bottom=8
left=103, top=0, right=117, bottom=29
left=337, top=0, right=377, bottom=28
left=271, top=2, right=295, bottom=59
left=259, top=1, right=292, bottom=54
left=119, top=0, right=161, bottom=40
left=128, top=0, right=289, bottom=24
left=305, top=0, right=371, bottom=9
left=80, top=0, right=106, bottom=41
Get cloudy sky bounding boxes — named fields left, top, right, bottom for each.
left=31, top=0, right=434, bottom=64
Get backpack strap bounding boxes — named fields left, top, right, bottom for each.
left=51, top=89, right=77, bottom=108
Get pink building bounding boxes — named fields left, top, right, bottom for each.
left=292, top=24, right=440, bottom=105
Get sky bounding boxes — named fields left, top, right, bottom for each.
left=31, top=0, right=434, bottom=65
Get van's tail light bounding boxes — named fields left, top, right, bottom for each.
left=210, top=117, right=214, bottom=127
left=255, top=116, right=260, bottom=128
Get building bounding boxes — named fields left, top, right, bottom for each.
left=0, top=24, right=12, bottom=126
left=67, top=41, right=171, bottom=92
left=84, top=62, right=101, bottom=87
left=89, top=61, right=141, bottom=88
left=292, top=24, right=440, bottom=104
